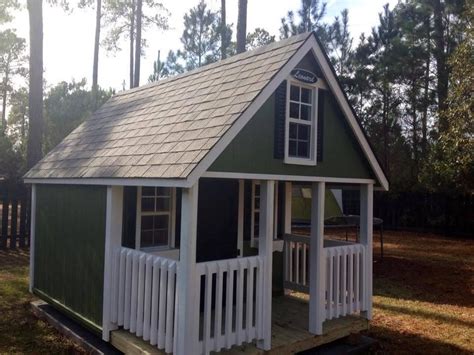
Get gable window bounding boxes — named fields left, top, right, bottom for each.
left=285, top=81, right=318, bottom=165
left=136, top=187, right=176, bottom=250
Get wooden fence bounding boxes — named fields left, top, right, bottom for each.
left=0, top=186, right=30, bottom=249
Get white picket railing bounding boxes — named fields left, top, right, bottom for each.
left=110, top=247, right=178, bottom=354
left=324, top=243, right=366, bottom=319
left=283, top=235, right=367, bottom=321
left=196, top=255, right=264, bottom=354
left=283, top=234, right=311, bottom=292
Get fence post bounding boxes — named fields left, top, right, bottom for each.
left=1, top=198, right=8, bottom=249
left=10, top=200, right=18, bottom=249
left=19, top=193, right=27, bottom=247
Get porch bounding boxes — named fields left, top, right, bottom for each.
left=110, top=295, right=368, bottom=355
left=101, top=178, right=374, bottom=355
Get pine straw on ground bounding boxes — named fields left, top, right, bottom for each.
left=367, top=231, right=473, bottom=354
left=0, top=249, right=84, bottom=354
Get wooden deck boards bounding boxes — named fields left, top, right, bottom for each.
left=110, top=296, right=368, bottom=354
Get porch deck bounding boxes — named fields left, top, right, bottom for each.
left=110, top=295, right=368, bottom=355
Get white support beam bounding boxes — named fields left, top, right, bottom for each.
left=29, top=184, right=37, bottom=293
left=102, top=185, right=124, bottom=341
left=360, top=183, right=374, bottom=319
left=237, top=179, right=244, bottom=257
left=309, top=181, right=325, bottom=335
left=256, top=180, right=274, bottom=351
left=176, top=183, right=199, bottom=355
left=284, top=182, right=292, bottom=235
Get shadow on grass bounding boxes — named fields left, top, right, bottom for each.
left=373, top=301, right=474, bottom=329
left=373, top=255, right=473, bottom=308
left=366, top=324, right=472, bottom=355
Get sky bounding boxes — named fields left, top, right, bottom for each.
left=11, top=0, right=398, bottom=92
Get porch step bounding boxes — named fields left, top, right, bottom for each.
left=110, top=329, right=163, bottom=355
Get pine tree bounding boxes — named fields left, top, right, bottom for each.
left=102, top=0, right=169, bottom=88
left=180, top=0, right=220, bottom=70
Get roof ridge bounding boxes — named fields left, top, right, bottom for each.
left=115, top=32, right=312, bottom=98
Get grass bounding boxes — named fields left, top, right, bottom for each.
left=367, top=231, right=474, bottom=354
left=0, top=232, right=472, bottom=354
left=0, top=249, right=83, bottom=354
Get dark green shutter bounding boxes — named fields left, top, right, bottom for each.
left=317, top=89, right=326, bottom=162
left=122, top=186, right=137, bottom=248
left=274, top=80, right=287, bottom=159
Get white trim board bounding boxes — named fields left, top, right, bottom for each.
left=189, top=34, right=388, bottom=191
left=24, top=177, right=192, bottom=188
left=203, top=171, right=376, bottom=185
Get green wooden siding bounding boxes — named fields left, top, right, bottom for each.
left=210, top=91, right=373, bottom=179
left=34, top=184, right=107, bottom=331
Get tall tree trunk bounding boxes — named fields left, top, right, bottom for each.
left=1, top=63, right=9, bottom=136
left=220, top=0, right=227, bottom=59
left=236, top=0, right=247, bottom=54
left=432, top=0, right=448, bottom=131
left=421, top=17, right=431, bottom=159
left=92, top=0, right=101, bottom=109
left=133, top=0, right=142, bottom=88
left=26, top=0, right=44, bottom=169
left=129, top=0, right=136, bottom=89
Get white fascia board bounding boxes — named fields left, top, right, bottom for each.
left=23, top=177, right=192, bottom=188
left=190, top=34, right=389, bottom=191
left=203, top=171, right=376, bottom=185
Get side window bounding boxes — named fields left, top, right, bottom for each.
left=250, top=181, right=280, bottom=248
left=136, top=187, right=175, bottom=249
left=285, top=82, right=318, bottom=165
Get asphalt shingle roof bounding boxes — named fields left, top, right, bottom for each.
left=25, top=33, right=310, bottom=180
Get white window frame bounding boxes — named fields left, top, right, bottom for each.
left=250, top=180, right=279, bottom=248
left=135, top=186, right=177, bottom=252
left=284, top=78, right=320, bottom=166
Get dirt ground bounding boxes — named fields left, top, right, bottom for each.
left=0, top=231, right=472, bottom=354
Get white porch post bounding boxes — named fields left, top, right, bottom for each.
left=237, top=179, right=244, bottom=256
left=102, top=185, right=123, bottom=341
left=360, top=183, right=373, bottom=319
left=257, top=180, right=274, bottom=351
left=29, top=184, right=37, bottom=293
left=176, top=183, right=199, bottom=355
left=284, top=182, right=292, bottom=235
left=309, top=181, right=325, bottom=335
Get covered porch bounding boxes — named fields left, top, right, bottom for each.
left=101, top=177, right=374, bottom=355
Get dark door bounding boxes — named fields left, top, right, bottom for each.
left=196, top=178, right=239, bottom=262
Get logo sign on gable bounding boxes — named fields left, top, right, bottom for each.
left=291, top=68, right=318, bottom=84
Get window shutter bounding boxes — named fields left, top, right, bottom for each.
left=317, top=89, right=326, bottom=162
left=274, top=80, right=287, bottom=159
left=122, top=186, right=137, bottom=248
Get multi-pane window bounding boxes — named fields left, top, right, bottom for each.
left=140, top=187, right=172, bottom=248
left=287, top=83, right=316, bottom=162
left=251, top=183, right=260, bottom=240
